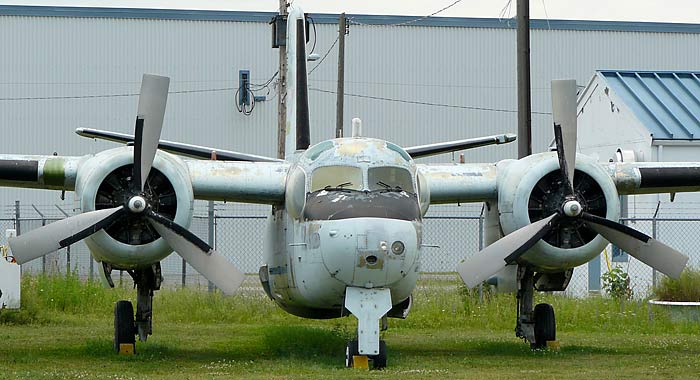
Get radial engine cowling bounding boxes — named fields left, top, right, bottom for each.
left=74, top=147, right=194, bottom=269
left=497, top=152, right=619, bottom=271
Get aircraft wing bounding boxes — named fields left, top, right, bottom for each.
left=0, top=154, right=85, bottom=191
left=607, top=162, right=700, bottom=195
left=0, top=153, right=289, bottom=205
left=186, top=160, right=289, bottom=204
left=417, top=163, right=499, bottom=204
left=405, top=134, right=516, bottom=159
left=419, top=161, right=700, bottom=206
left=76, top=127, right=282, bottom=163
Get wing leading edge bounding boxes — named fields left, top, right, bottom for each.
left=76, top=128, right=281, bottom=163
left=0, top=154, right=84, bottom=191
left=417, top=163, right=499, bottom=204
left=607, top=162, right=700, bottom=195
left=186, top=160, right=289, bottom=204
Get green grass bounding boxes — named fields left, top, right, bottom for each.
left=2, top=274, right=700, bottom=379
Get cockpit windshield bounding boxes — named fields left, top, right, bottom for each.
left=310, top=166, right=363, bottom=192
left=305, top=166, right=420, bottom=222
left=368, top=167, right=414, bottom=193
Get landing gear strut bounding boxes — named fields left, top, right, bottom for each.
left=111, top=263, right=163, bottom=353
left=132, top=263, right=162, bottom=342
left=515, top=265, right=556, bottom=349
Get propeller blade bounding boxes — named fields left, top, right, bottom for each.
left=134, top=74, right=170, bottom=191
left=146, top=211, right=245, bottom=295
left=551, top=79, right=577, bottom=194
left=8, top=206, right=125, bottom=265
left=457, top=213, right=559, bottom=288
left=581, top=212, right=688, bottom=278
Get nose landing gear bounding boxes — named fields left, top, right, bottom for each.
left=345, top=339, right=387, bottom=369
left=344, top=287, right=392, bottom=369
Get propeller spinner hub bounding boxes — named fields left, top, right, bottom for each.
left=127, top=195, right=148, bottom=214
left=562, top=200, right=582, bottom=217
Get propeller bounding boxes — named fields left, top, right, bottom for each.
left=9, top=74, right=245, bottom=295
left=457, top=80, right=689, bottom=287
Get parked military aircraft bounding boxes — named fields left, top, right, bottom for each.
left=2, top=4, right=700, bottom=369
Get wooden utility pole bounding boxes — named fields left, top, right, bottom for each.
left=516, top=0, right=532, bottom=158
left=335, top=13, right=348, bottom=139
left=277, top=0, right=288, bottom=159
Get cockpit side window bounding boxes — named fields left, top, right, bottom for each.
left=310, top=166, right=363, bottom=192
left=368, top=167, right=415, bottom=193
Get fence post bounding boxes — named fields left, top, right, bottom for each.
left=56, top=205, right=71, bottom=275
left=652, top=218, right=658, bottom=288
left=208, top=201, right=215, bottom=292
left=652, top=201, right=660, bottom=289
left=14, top=200, right=20, bottom=236
left=31, top=204, right=47, bottom=274
left=181, top=258, right=186, bottom=288
left=478, top=205, right=485, bottom=303
left=14, top=200, right=20, bottom=275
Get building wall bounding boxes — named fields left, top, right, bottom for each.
left=578, top=74, right=654, bottom=162
left=1, top=7, right=700, bottom=219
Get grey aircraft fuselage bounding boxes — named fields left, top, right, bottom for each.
left=263, top=137, right=427, bottom=318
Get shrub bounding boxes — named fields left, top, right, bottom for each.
left=601, top=267, right=633, bottom=300
left=653, top=268, right=700, bottom=302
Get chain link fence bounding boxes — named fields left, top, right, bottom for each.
left=3, top=202, right=699, bottom=298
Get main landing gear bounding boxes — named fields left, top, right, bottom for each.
left=109, top=263, right=163, bottom=353
left=514, top=265, right=569, bottom=349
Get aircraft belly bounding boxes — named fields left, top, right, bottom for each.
left=294, top=262, right=346, bottom=308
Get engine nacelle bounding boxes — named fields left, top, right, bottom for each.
left=74, top=147, right=194, bottom=269
left=497, top=152, right=619, bottom=271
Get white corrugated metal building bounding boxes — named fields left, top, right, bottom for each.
left=2, top=6, right=700, bottom=211
left=1, top=6, right=700, bottom=290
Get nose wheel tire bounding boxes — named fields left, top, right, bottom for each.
left=533, top=303, right=556, bottom=349
left=114, top=300, right=136, bottom=353
left=370, top=340, right=387, bottom=369
left=345, top=340, right=359, bottom=368
left=345, top=339, right=387, bottom=369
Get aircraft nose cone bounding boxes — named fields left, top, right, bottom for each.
left=318, top=218, right=419, bottom=288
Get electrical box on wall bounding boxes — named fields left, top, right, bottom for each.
left=270, top=14, right=311, bottom=48
left=270, top=15, right=287, bottom=48
left=239, top=70, right=250, bottom=106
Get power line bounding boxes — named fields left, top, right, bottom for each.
left=308, top=78, right=568, bottom=91
left=309, top=87, right=552, bottom=115
left=0, top=84, right=553, bottom=115
left=0, top=85, right=554, bottom=115
left=308, top=35, right=339, bottom=75
left=0, top=87, right=237, bottom=101
left=349, top=0, right=465, bottom=26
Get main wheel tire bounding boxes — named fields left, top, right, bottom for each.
left=533, top=303, right=556, bottom=349
left=371, top=340, right=387, bottom=369
left=345, top=340, right=359, bottom=368
left=114, top=300, right=136, bottom=353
